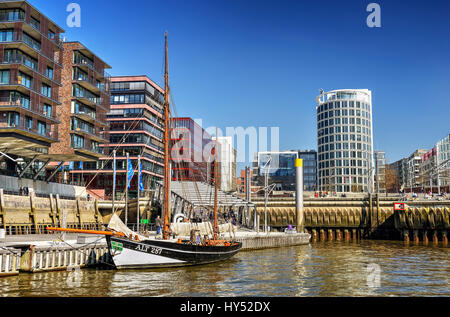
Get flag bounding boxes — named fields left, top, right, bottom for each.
left=127, top=157, right=134, bottom=189
left=138, top=160, right=144, bottom=191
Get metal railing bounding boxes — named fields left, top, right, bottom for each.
left=1, top=56, right=61, bottom=84
left=0, top=97, right=56, bottom=119
left=0, top=117, right=58, bottom=141
left=73, top=143, right=104, bottom=155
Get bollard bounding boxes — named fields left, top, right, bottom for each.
left=320, top=229, right=326, bottom=241
left=295, top=159, right=304, bottom=233
left=311, top=229, right=318, bottom=241
left=423, top=230, right=428, bottom=244
left=328, top=229, right=334, bottom=241
left=352, top=229, right=357, bottom=241
left=336, top=229, right=342, bottom=241
left=413, top=230, right=419, bottom=244
left=432, top=230, right=439, bottom=244
left=403, top=230, right=410, bottom=243
left=344, top=229, right=350, bottom=241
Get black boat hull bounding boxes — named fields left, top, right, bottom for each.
left=107, top=236, right=242, bottom=269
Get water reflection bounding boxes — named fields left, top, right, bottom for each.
left=0, top=241, right=448, bottom=297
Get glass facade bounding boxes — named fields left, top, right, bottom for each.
left=316, top=89, right=374, bottom=193
left=255, top=151, right=317, bottom=191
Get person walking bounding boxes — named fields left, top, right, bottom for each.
left=155, top=215, right=162, bottom=235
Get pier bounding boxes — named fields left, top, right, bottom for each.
left=251, top=196, right=449, bottom=243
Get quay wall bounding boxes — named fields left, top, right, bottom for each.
left=0, top=247, right=21, bottom=277
left=235, top=232, right=311, bottom=250
left=19, top=243, right=111, bottom=273
left=0, top=189, right=103, bottom=235
left=253, top=197, right=450, bottom=242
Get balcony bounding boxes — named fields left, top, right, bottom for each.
left=72, top=143, right=104, bottom=158
left=1, top=56, right=61, bottom=85
left=73, top=73, right=110, bottom=94
left=1, top=31, right=61, bottom=66
left=73, top=53, right=110, bottom=79
left=0, top=97, right=58, bottom=123
left=0, top=117, right=58, bottom=142
left=71, top=110, right=108, bottom=127
left=0, top=77, right=60, bottom=105
left=71, top=126, right=108, bottom=143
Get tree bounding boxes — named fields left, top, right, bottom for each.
left=385, top=165, right=400, bottom=194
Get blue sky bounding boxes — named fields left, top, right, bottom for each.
left=30, top=0, right=450, bottom=171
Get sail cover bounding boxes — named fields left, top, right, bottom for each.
left=108, top=213, right=149, bottom=241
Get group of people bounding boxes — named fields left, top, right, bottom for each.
left=314, top=192, right=339, bottom=198
left=19, top=186, right=30, bottom=196
left=153, top=209, right=238, bottom=236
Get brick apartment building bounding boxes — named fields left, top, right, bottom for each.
left=0, top=0, right=64, bottom=180
left=47, top=41, right=111, bottom=183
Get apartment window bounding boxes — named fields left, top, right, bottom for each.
left=71, top=134, right=85, bottom=149
left=18, top=72, right=33, bottom=88
left=0, top=9, right=25, bottom=21
left=4, top=49, right=38, bottom=70
left=43, top=104, right=52, bottom=117
left=41, top=84, right=52, bottom=97
left=0, top=70, right=10, bottom=84
left=73, top=67, right=88, bottom=81
left=46, top=67, right=53, bottom=79
left=48, top=30, right=56, bottom=40
left=73, top=51, right=93, bottom=68
left=37, top=121, right=46, bottom=135
left=25, top=116, right=33, bottom=130
left=30, top=17, right=40, bottom=30
left=22, top=32, right=41, bottom=51
left=7, top=112, right=19, bottom=127
left=0, top=29, right=14, bottom=42
left=9, top=91, right=30, bottom=109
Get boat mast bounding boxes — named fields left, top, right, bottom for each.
left=214, top=127, right=219, bottom=240
left=163, top=32, right=171, bottom=240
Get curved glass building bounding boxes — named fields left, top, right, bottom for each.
left=316, top=89, right=374, bottom=193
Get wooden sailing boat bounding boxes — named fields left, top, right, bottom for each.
left=101, top=33, right=242, bottom=269
left=48, top=33, right=242, bottom=269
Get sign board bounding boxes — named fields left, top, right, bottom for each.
left=393, top=203, right=407, bottom=211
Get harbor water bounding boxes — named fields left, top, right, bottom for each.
left=0, top=241, right=448, bottom=297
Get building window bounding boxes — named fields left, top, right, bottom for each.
left=37, top=121, right=46, bottom=135
left=71, top=134, right=85, bottom=149
left=7, top=112, right=19, bottom=127
left=18, top=71, right=33, bottom=88
left=0, top=29, right=14, bottom=42
left=25, top=116, right=33, bottom=130
left=0, top=9, right=25, bottom=21
left=30, top=16, right=40, bottom=30
left=9, top=91, right=30, bottom=109
left=41, top=84, right=52, bottom=97
left=43, top=104, right=52, bottom=117
left=48, top=30, right=55, bottom=40
left=0, top=70, right=10, bottom=84
left=46, top=67, right=53, bottom=79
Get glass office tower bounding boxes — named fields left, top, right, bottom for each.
left=316, top=89, right=374, bottom=193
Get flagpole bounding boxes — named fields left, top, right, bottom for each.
left=112, top=150, right=116, bottom=215
left=137, top=154, right=141, bottom=233
left=125, top=152, right=129, bottom=227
